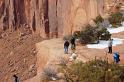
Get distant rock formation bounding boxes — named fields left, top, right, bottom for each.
left=105, top=0, right=124, bottom=13
left=0, top=0, right=105, bottom=38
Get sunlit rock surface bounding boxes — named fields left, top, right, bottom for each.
left=0, top=0, right=104, bottom=38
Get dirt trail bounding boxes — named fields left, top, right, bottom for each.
left=24, top=32, right=124, bottom=82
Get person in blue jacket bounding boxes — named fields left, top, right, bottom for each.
left=113, top=52, right=120, bottom=63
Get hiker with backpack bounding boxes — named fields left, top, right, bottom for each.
left=70, top=36, right=76, bottom=52
left=13, top=74, right=19, bottom=82
left=64, top=40, right=70, bottom=54
left=113, top=52, right=120, bottom=63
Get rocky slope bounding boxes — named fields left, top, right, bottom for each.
left=0, top=0, right=105, bottom=38
left=0, top=31, right=43, bottom=82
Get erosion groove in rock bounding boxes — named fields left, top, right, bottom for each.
left=0, top=0, right=124, bottom=37
left=0, top=0, right=106, bottom=38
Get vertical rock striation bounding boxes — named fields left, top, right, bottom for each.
left=0, top=0, right=105, bottom=38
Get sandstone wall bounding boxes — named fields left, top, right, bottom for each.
left=0, top=0, right=104, bottom=38
left=105, top=0, right=124, bottom=13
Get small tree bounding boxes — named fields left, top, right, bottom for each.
left=80, top=24, right=98, bottom=44
left=109, top=12, right=124, bottom=28
left=98, top=27, right=111, bottom=40
left=79, top=25, right=111, bottom=44
left=93, top=15, right=104, bottom=25
left=73, top=31, right=81, bottom=39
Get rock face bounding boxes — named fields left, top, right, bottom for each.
left=105, top=0, right=124, bottom=13
left=0, top=0, right=105, bottom=38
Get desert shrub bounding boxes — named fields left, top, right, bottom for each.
left=61, top=59, right=124, bottom=82
left=73, top=31, right=81, bottom=39
left=98, top=27, right=111, bottom=40
left=70, top=15, right=111, bottom=44
left=79, top=25, right=111, bottom=44
left=109, top=12, right=124, bottom=28
left=94, top=15, right=104, bottom=25
left=58, top=56, right=68, bottom=66
left=41, top=66, right=58, bottom=81
left=123, top=17, right=124, bottom=21
left=79, top=24, right=98, bottom=44
left=101, top=31, right=111, bottom=40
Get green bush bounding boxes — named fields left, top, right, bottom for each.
left=72, top=15, right=111, bottom=44
left=80, top=25, right=98, bottom=44
left=78, top=25, right=111, bottom=44
left=109, top=12, right=124, bottom=28
left=61, top=59, right=124, bottom=82
left=98, top=27, right=111, bottom=40
left=73, top=31, right=81, bottom=39
left=94, top=15, right=104, bottom=25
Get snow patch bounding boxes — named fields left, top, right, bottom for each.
left=87, top=38, right=124, bottom=49
left=107, top=22, right=124, bottom=34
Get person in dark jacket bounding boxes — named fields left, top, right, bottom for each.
left=64, top=40, right=70, bottom=54
left=70, top=37, right=76, bottom=50
left=13, top=75, right=19, bottom=82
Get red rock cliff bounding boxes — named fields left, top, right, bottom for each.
left=0, top=0, right=105, bottom=38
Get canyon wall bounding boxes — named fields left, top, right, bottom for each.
left=105, top=0, right=124, bottom=13
left=0, top=0, right=105, bottom=38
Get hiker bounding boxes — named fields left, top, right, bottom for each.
left=64, top=40, right=70, bottom=54
left=13, top=75, right=19, bottom=82
left=108, top=39, right=113, bottom=54
left=113, top=52, right=120, bottom=63
left=70, top=37, right=76, bottom=51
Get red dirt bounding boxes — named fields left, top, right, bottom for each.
left=0, top=30, right=43, bottom=82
